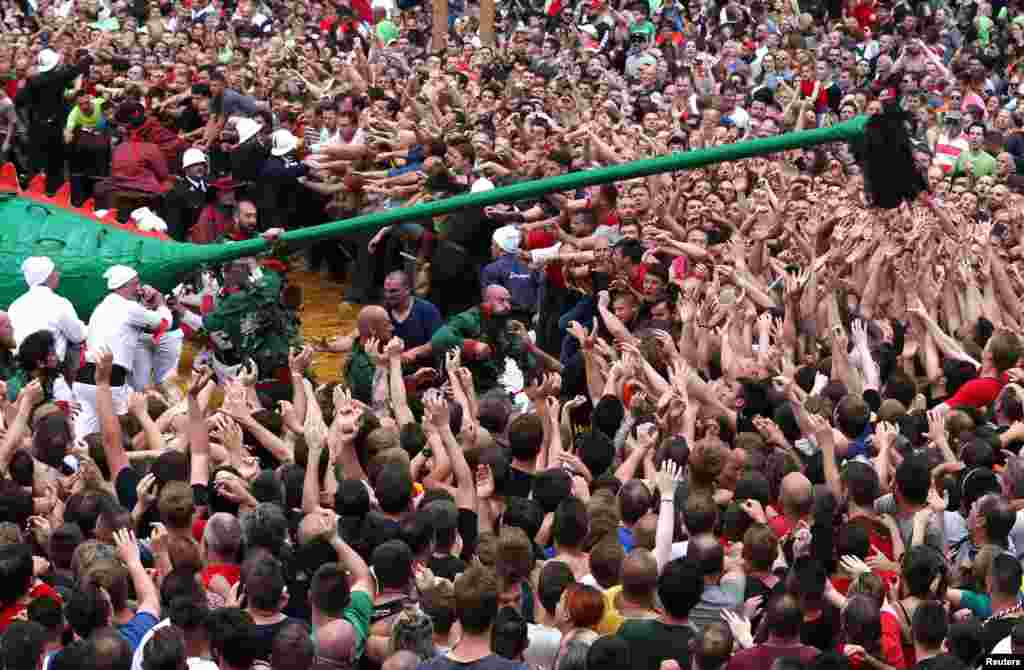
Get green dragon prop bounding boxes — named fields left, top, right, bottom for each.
left=0, top=114, right=911, bottom=317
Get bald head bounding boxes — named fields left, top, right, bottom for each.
left=382, top=651, right=420, bottom=670
left=316, top=619, right=357, bottom=664
left=356, top=305, right=393, bottom=341
left=621, top=549, right=658, bottom=605
left=780, top=472, right=813, bottom=520
left=483, top=285, right=512, bottom=315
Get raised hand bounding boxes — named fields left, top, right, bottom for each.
left=654, top=459, right=683, bottom=499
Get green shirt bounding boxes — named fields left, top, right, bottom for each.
left=66, top=98, right=107, bottom=132
left=312, top=590, right=374, bottom=659
left=430, top=307, right=536, bottom=393
left=344, top=340, right=376, bottom=406
left=954, top=149, right=997, bottom=178
left=203, top=271, right=301, bottom=374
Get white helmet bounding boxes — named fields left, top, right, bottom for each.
left=270, top=129, right=299, bottom=157
left=182, top=148, right=207, bottom=169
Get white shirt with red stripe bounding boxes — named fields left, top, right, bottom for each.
left=85, top=293, right=166, bottom=374
left=933, top=132, right=969, bottom=173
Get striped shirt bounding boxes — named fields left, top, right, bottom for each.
left=933, top=132, right=969, bottom=173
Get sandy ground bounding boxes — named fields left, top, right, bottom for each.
left=178, top=269, right=359, bottom=383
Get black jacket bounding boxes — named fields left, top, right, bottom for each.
left=16, top=59, right=91, bottom=127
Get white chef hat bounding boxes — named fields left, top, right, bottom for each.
left=104, top=265, right=138, bottom=290
left=492, top=225, right=521, bottom=254
left=21, top=256, right=55, bottom=287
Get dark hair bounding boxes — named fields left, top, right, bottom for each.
left=767, top=592, right=803, bottom=638
left=586, top=635, right=631, bottom=670
left=618, top=480, right=652, bottom=525
left=901, top=546, right=947, bottom=597
left=532, top=469, right=572, bottom=514
left=310, top=563, right=351, bottom=617
left=65, top=584, right=111, bottom=639
left=553, top=498, right=589, bottom=549
left=32, top=413, right=71, bottom=470
left=842, top=461, right=881, bottom=506
left=491, top=607, right=528, bottom=660
left=0, top=544, right=33, bottom=608
left=424, top=499, right=459, bottom=552
left=242, top=555, right=285, bottom=611
left=271, top=622, right=315, bottom=670
left=538, top=561, right=575, bottom=617
left=508, top=414, right=544, bottom=462
left=1, top=621, right=46, bottom=670
left=0, top=479, right=33, bottom=530
left=591, top=396, right=625, bottom=438
left=372, top=540, right=413, bottom=590
left=991, top=553, right=1022, bottom=597
left=401, top=511, right=435, bottom=557
left=576, top=430, right=614, bottom=481
left=207, top=608, right=258, bottom=670
left=17, top=330, right=54, bottom=373
left=684, top=494, right=718, bottom=536
left=375, top=462, right=413, bottom=514
left=658, top=558, right=703, bottom=619
left=143, top=627, right=186, bottom=670
left=895, top=454, right=931, bottom=505
left=911, top=600, right=948, bottom=650
left=454, top=564, right=499, bottom=635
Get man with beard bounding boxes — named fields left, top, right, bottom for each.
left=429, top=285, right=541, bottom=393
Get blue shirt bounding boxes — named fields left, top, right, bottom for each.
left=391, top=298, right=443, bottom=351
left=618, top=525, right=635, bottom=553
left=119, top=611, right=160, bottom=651
left=480, top=254, right=539, bottom=312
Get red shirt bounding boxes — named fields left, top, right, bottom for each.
left=110, top=139, right=171, bottom=194
left=0, top=581, right=62, bottom=632
left=524, top=228, right=566, bottom=289
left=768, top=513, right=793, bottom=539
left=727, top=642, right=819, bottom=670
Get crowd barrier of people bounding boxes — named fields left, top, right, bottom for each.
left=0, top=1, right=1023, bottom=670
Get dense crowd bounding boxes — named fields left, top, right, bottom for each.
left=4, top=1, right=1024, bottom=670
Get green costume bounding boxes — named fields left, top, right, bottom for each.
left=429, top=307, right=536, bottom=393
left=344, top=340, right=376, bottom=406
left=203, top=271, right=302, bottom=380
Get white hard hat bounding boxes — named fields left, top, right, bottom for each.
left=235, top=118, right=263, bottom=145
left=37, top=49, right=61, bottom=73
left=270, top=129, right=299, bottom=157
left=182, top=148, right=207, bottom=169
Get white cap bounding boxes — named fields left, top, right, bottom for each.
left=471, top=177, right=495, bottom=193
left=103, top=265, right=138, bottom=290
left=182, top=148, right=207, bottom=169
left=235, top=118, right=262, bottom=145
left=21, top=256, right=54, bottom=287
left=270, top=129, right=299, bottom=156
left=37, top=49, right=61, bottom=73
left=492, top=225, right=520, bottom=254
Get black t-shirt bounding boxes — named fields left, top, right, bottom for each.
left=982, top=616, right=1024, bottom=655
left=910, top=654, right=968, bottom=670
left=616, top=619, right=694, bottom=670
left=800, top=604, right=841, bottom=651
left=428, top=554, right=468, bottom=582
left=417, top=655, right=526, bottom=670
left=504, top=467, right=534, bottom=499
left=251, top=616, right=308, bottom=662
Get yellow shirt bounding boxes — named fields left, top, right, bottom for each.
left=596, top=585, right=625, bottom=635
